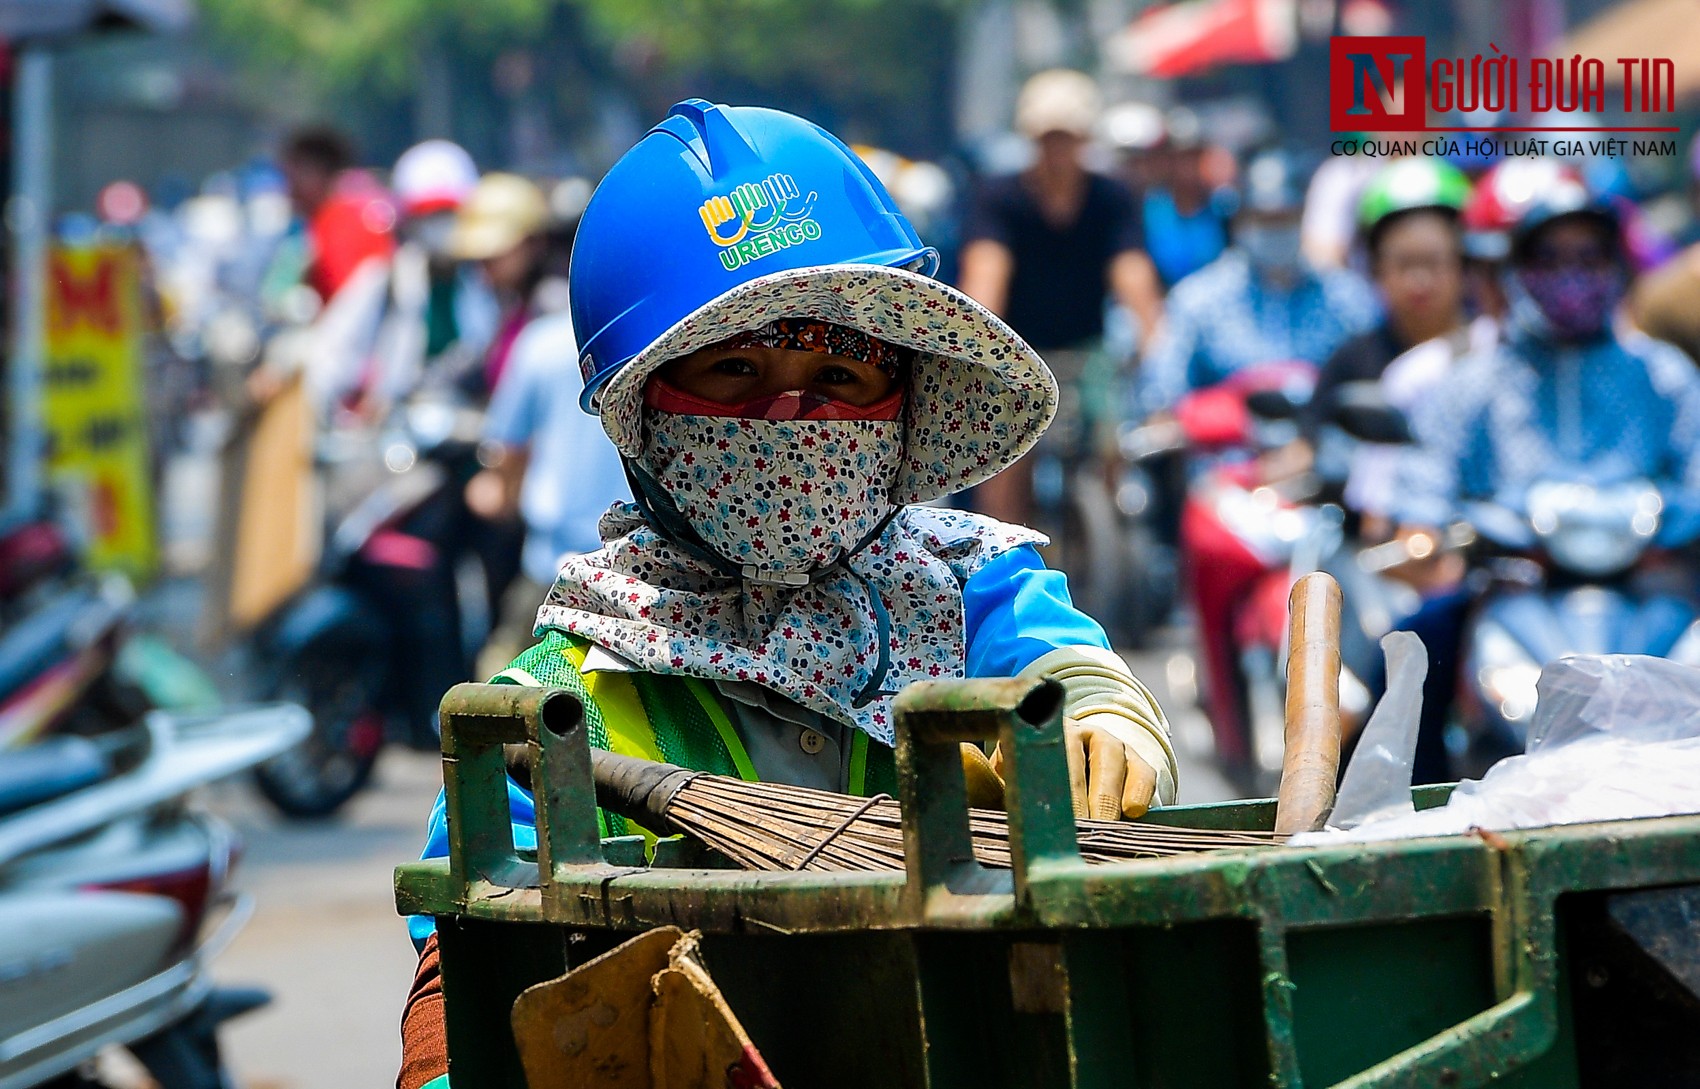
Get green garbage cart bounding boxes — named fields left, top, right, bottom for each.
left=395, top=680, right=1700, bottom=1089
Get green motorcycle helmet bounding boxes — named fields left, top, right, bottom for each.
left=1357, top=157, right=1471, bottom=256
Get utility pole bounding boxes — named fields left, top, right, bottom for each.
left=6, top=46, right=52, bottom=521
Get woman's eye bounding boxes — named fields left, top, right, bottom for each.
left=710, top=356, right=759, bottom=376
left=815, top=366, right=859, bottom=385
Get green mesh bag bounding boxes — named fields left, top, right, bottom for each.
left=500, top=633, right=627, bottom=837
left=502, top=631, right=897, bottom=808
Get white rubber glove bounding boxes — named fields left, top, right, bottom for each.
left=993, top=646, right=1178, bottom=820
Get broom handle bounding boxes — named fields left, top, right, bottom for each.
left=1274, top=572, right=1343, bottom=836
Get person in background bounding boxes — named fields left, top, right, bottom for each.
left=279, top=126, right=395, bottom=306
left=465, top=204, right=632, bottom=679
left=443, top=172, right=555, bottom=642
left=1345, top=160, right=1542, bottom=533
left=959, top=68, right=1163, bottom=525
left=1137, top=148, right=1379, bottom=417
left=446, top=172, right=552, bottom=399
left=1101, top=100, right=1166, bottom=195
left=1139, top=108, right=1231, bottom=290
left=1392, top=176, right=1700, bottom=782
left=369, top=140, right=500, bottom=407
left=1304, top=158, right=1471, bottom=506
left=248, top=128, right=395, bottom=413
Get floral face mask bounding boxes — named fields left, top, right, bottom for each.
left=642, top=411, right=904, bottom=582
left=540, top=318, right=1044, bottom=741
left=637, top=319, right=913, bottom=582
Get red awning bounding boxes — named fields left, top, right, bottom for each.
left=1114, top=0, right=1298, bottom=79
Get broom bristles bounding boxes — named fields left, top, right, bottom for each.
left=660, top=772, right=1283, bottom=873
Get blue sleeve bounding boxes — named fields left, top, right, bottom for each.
left=482, top=343, right=546, bottom=447
left=962, top=544, right=1110, bottom=679
left=407, top=778, right=539, bottom=950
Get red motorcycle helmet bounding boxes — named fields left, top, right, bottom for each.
left=1463, top=159, right=1587, bottom=262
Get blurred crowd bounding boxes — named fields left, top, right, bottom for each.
left=76, top=65, right=1700, bottom=793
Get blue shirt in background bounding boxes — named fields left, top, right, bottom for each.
left=1138, top=250, right=1380, bottom=416
left=1142, top=189, right=1228, bottom=289
left=484, top=309, right=632, bottom=584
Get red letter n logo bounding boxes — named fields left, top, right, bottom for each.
left=1330, top=36, right=1427, bottom=132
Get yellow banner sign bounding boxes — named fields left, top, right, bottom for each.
left=43, top=244, right=155, bottom=578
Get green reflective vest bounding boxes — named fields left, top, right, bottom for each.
left=492, top=630, right=897, bottom=837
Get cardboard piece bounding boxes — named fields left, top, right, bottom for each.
left=511, top=927, right=780, bottom=1089
left=202, top=374, right=319, bottom=644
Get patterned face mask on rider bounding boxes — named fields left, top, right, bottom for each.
left=1238, top=223, right=1304, bottom=276
left=1511, top=266, right=1626, bottom=342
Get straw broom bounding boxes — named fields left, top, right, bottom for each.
left=586, top=572, right=1343, bottom=872
left=590, top=751, right=1282, bottom=872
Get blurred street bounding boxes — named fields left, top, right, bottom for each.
left=201, top=754, right=438, bottom=1089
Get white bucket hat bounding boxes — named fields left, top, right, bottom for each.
left=593, top=263, right=1058, bottom=506
left=1015, top=69, right=1101, bottom=139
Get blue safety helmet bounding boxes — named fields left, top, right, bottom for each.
left=571, top=99, right=940, bottom=412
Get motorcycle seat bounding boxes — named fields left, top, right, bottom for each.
left=0, top=735, right=111, bottom=817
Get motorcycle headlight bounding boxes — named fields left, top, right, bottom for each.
left=1542, top=524, right=1649, bottom=578
left=1472, top=621, right=1543, bottom=725
left=1528, top=481, right=1658, bottom=577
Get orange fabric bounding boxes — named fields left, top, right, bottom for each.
left=398, top=932, right=448, bottom=1089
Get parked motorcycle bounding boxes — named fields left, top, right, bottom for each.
left=249, top=391, right=492, bottom=817
left=0, top=511, right=153, bottom=758
left=0, top=700, right=309, bottom=1089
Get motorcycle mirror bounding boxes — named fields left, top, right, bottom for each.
left=1331, top=383, right=1413, bottom=444
left=1245, top=388, right=1299, bottom=420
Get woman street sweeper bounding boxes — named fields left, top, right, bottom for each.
left=398, top=99, right=1176, bottom=1089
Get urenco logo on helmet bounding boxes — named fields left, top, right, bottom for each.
left=698, top=172, right=822, bottom=271
left=1327, top=36, right=1679, bottom=160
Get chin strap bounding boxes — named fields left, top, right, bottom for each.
left=622, top=460, right=742, bottom=578
left=620, top=458, right=903, bottom=708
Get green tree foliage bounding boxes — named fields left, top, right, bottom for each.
left=571, top=0, right=962, bottom=152
left=197, top=0, right=970, bottom=156
left=574, top=0, right=958, bottom=94
left=197, top=0, right=554, bottom=91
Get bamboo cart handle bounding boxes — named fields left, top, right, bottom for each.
left=1274, top=572, right=1344, bottom=835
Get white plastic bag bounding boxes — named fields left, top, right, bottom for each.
left=1297, top=654, right=1700, bottom=844
left=1328, top=631, right=1426, bottom=830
